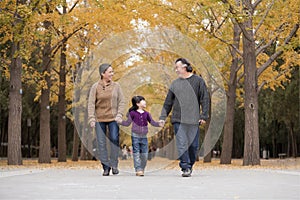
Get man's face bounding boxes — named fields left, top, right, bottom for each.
left=174, top=61, right=187, bottom=78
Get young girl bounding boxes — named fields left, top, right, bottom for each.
left=118, top=95, right=162, bottom=176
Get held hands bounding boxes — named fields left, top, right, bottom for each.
left=159, top=120, right=165, bottom=127
left=90, top=121, right=96, bottom=128
left=90, top=118, right=123, bottom=128
left=115, top=113, right=123, bottom=124
left=115, top=116, right=123, bottom=124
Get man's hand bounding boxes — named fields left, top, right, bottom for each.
left=159, top=120, right=165, bottom=127
left=199, top=119, right=206, bottom=125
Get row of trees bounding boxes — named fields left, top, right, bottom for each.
left=1, top=72, right=298, bottom=160
left=0, top=0, right=299, bottom=165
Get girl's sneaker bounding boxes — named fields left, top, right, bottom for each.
left=136, top=171, right=144, bottom=176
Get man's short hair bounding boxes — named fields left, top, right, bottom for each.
left=175, top=58, right=193, bottom=72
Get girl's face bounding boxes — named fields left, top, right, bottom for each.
left=137, top=99, right=146, bottom=109
left=102, top=67, right=114, bottom=81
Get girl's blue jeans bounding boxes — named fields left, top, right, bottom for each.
left=131, top=132, right=148, bottom=172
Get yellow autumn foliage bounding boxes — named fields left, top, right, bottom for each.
left=1, top=0, right=298, bottom=114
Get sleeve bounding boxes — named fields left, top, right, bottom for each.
left=159, top=85, right=175, bottom=120
left=199, top=78, right=210, bottom=120
left=87, top=83, right=98, bottom=124
left=121, top=112, right=133, bottom=127
left=116, top=83, right=126, bottom=118
left=147, top=112, right=160, bottom=127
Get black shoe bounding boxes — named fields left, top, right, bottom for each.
left=182, top=169, right=191, bottom=177
left=103, top=169, right=110, bottom=176
left=112, top=168, right=119, bottom=175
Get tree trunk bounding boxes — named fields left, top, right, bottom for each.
left=272, top=122, right=276, bottom=158
left=289, top=122, right=297, bottom=158
left=0, top=125, right=4, bottom=156
left=38, top=40, right=51, bottom=164
left=80, top=142, right=88, bottom=160
left=203, top=149, right=211, bottom=163
left=57, top=41, right=67, bottom=162
left=0, top=69, right=2, bottom=157
left=220, top=22, right=241, bottom=164
left=287, top=127, right=290, bottom=157
left=7, top=41, right=22, bottom=165
left=80, top=100, right=93, bottom=160
left=242, top=1, right=260, bottom=165
left=57, top=3, right=67, bottom=162
left=27, top=119, right=31, bottom=158
left=204, top=97, right=212, bottom=163
left=72, top=126, right=80, bottom=161
left=220, top=85, right=236, bottom=164
left=71, top=63, right=82, bottom=162
left=80, top=140, right=93, bottom=160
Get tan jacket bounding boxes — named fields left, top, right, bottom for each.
left=88, top=80, right=125, bottom=124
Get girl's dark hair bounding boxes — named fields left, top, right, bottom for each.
left=129, top=95, right=145, bottom=112
left=175, top=58, right=193, bottom=72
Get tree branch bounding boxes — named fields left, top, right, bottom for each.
left=206, top=29, right=243, bottom=56
left=65, top=23, right=89, bottom=42
left=209, top=7, right=229, bottom=32
left=52, top=67, right=59, bottom=75
left=257, top=80, right=266, bottom=93
left=255, top=38, right=276, bottom=56
left=49, top=23, right=88, bottom=54
left=221, top=0, right=252, bottom=42
left=1, top=8, right=23, bottom=21
left=256, top=22, right=293, bottom=56
left=258, top=68, right=289, bottom=93
left=31, top=0, right=42, bottom=13
left=51, top=23, right=63, bottom=36
left=254, top=0, right=274, bottom=35
left=216, top=16, right=228, bottom=31
left=253, top=0, right=263, bottom=10
left=69, top=1, right=79, bottom=13
left=50, top=40, right=62, bottom=55
left=257, top=23, right=299, bottom=77
left=0, top=57, right=11, bottom=66
left=237, top=62, right=245, bottom=84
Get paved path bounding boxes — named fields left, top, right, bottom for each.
left=0, top=167, right=299, bottom=199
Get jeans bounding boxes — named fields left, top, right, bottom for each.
left=173, top=123, right=200, bottom=171
left=131, top=133, right=148, bottom=172
left=95, top=121, right=119, bottom=170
